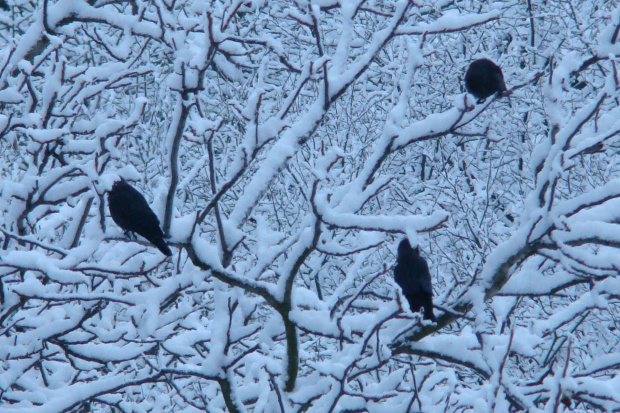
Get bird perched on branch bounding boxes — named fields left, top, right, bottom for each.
left=394, top=238, right=436, bottom=322
left=465, top=58, right=507, bottom=103
left=108, top=179, right=172, bottom=257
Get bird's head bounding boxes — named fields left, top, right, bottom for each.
left=111, top=178, right=130, bottom=192
left=398, top=238, right=419, bottom=256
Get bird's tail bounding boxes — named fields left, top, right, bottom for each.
left=150, top=236, right=172, bottom=257
left=498, top=88, right=513, bottom=108
left=405, top=293, right=436, bottom=322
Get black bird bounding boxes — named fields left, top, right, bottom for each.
left=394, top=238, right=436, bottom=322
left=108, top=179, right=172, bottom=256
left=464, top=58, right=507, bottom=103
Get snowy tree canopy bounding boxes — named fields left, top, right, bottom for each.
left=1, top=0, right=620, bottom=411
